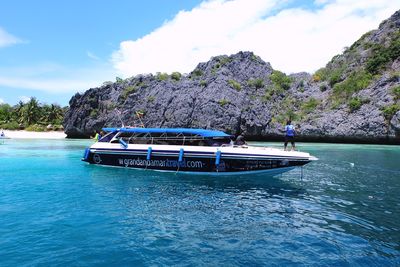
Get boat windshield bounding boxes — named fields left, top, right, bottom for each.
left=98, top=131, right=118, bottom=142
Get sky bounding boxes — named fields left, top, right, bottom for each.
left=0, top=0, right=398, bottom=106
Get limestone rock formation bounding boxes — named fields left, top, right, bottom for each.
left=64, top=10, right=400, bottom=143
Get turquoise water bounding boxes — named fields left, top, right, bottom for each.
left=0, top=139, right=399, bottom=266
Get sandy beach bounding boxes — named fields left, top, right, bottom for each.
left=2, top=130, right=67, bottom=139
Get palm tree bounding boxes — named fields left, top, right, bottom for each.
left=20, top=97, right=41, bottom=126
left=0, top=103, right=13, bottom=123
left=13, top=101, right=25, bottom=123
left=42, top=104, right=64, bottom=125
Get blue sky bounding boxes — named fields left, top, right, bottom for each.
left=0, top=0, right=398, bottom=106
left=0, top=0, right=202, bottom=106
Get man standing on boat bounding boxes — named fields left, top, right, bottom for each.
left=284, top=120, right=296, bottom=151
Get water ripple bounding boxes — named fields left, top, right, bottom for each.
left=0, top=140, right=399, bottom=265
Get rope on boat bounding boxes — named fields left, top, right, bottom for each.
left=301, top=166, right=304, bottom=181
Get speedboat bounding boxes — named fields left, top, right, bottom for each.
left=82, top=127, right=317, bottom=175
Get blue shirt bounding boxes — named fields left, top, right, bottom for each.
left=285, top=124, right=295, bottom=137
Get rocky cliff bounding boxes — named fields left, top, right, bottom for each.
left=64, top=10, right=400, bottom=143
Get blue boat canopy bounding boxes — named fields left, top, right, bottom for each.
left=102, top=127, right=232, bottom=138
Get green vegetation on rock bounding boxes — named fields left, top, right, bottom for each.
left=333, top=70, right=372, bottom=98
left=366, top=31, right=400, bottom=74
left=312, top=68, right=327, bottom=82
left=273, top=110, right=299, bottom=125
left=199, top=80, right=207, bottom=87
left=156, top=72, right=169, bottom=81
left=312, top=28, right=400, bottom=114
left=319, top=83, right=328, bottom=92
left=107, top=103, right=117, bottom=110
left=136, top=81, right=147, bottom=88
left=329, top=66, right=346, bottom=87
left=192, top=69, right=203, bottom=77
left=381, top=104, right=400, bottom=120
left=171, top=72, right=182, bottom=81
left=89, top=109, right=99, bottom=118
left=349, top=30, right=374, bottom=51
left=261, top=92, right=272, bottom=102
left=121, top=86, right=137, bottom=100
left=272, top=97, right=300, bottom=124
left=251, top=54, right=262, bottom=62
left=391, top=86, right=400, bottom=100
left=116, top=77, right=124, bottom=83
left=211, top=62, right=222, bottom=74
left=348, top=97, right=363, bottom=112
left=270, top=70, right=292, bottom=91
left=218, top=99, right=230, bottom=107
left=247, top=78, right=265, bottom=89
left=262, top=71, right=292, bottom=100
left=314, top=63, right=347, bottom=87
left=228, top=79, right=241, bottom=91
left=216, top=56, right=232, bottom=66
left=389, top=71, right=400, bottom=81
left=301, top=97, right=320, bottom=113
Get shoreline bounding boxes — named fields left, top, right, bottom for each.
left=2, top=130, right=66, bottom=139
left=2, top=130, right=399, bottom=145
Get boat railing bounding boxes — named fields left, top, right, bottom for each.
left=115, top=134, right=231, bottom=147
left=120, top=136, right=206, bottom=142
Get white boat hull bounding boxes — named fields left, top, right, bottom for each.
left=82, top=143, right=315, bottom=175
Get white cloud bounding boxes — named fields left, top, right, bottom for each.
left=0, top=76, right=99, bottom=93
left=0, top=27, right=22, bottom=47
left=87, top=51, right=100, bottom=61
left=112, top=0, right=399, bottom=75
left=0, top=98, right=5, bottom=104
left=19, top=96, right=31, bottom=103
left=112, top=0, right=280, bottom=75
left=0, top=63, right=116, bottom=93
left=314, top=0, right=330, bottom=5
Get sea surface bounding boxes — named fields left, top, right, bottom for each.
left=0, top=139, right=399, bottom=266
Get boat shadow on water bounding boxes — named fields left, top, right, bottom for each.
left=85, top=164, right=306, bottom=197
left=177, top=173, right=306, bottom=197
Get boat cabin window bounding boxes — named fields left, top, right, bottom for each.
left=109, top=131, right=231, bottom=146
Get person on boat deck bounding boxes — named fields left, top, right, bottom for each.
left=234, top=135, right=247, bottom=146
left=92, top=131, right=102, bottom=141
left=229, top=138, right=234, bottom=146
left=284, top=120, right=296, bottom=151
